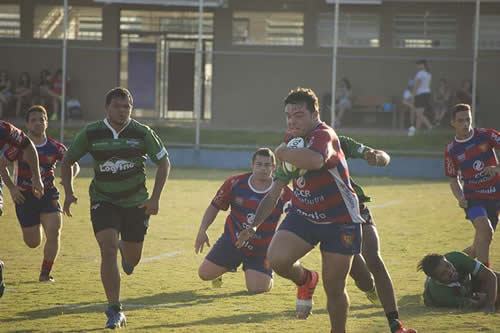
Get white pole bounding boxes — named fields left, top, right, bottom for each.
left=472, top=0, right=480, bottom=127
left=330, top=0, right=340, bottom=128
left=60, top=0, right=68, bottom=142
left=194, top=0, right=204, bottom=149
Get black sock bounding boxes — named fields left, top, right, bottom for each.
left=108, top=303, right=122, bottom=313
left=386, top=311, right=401, bottom=333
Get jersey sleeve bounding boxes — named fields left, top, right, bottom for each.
left=424, top=279, right=471, bottom=309
left=210, top=176, right=236, bottom=211
left=308, top=129, right=338, bottom=166
left=485, top=128, right=500, bottom=149
left=446, top=251, right=485, bottom=277
left=0, top=122, right=30, bottom=149
left=339, top=135, right=371, bottom=159
left=276, top=186, right=293, bottom=214
left=273, top=164, right=294, bottom=184
left=55, top=142, right=68, bottom=162
left=3, top=145, right=22, bottom=162
left=65, top=128, right=89, bottom=163
left=144, top=128, right=168, bottom=164
left=444, top=146, right=458, bottom=177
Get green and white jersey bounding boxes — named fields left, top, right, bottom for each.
left=339, top=135, right=372, bottom=203
left=65, top=118, right=168, bottom=207
left=423, top=251, right=485, bottom=309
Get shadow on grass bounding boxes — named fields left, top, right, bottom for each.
left=5, top=289, right=249, bottom=323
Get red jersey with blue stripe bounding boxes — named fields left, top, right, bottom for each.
left=445, top=128, right=500, bottom=200
left=211, top=173, right=292, bottom=256
left=288, top=122, right=364, bottom=224
left=9, top=137, right=66, bottom=191
left=0, top=121, right=30, bottom=160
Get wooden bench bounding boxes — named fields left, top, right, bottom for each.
left=345, top=95, right=399, bottom=128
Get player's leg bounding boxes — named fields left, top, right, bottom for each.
left=91, top=202, right=125, bottom=329
left=468, top=204, right=494, bottom=266
left=198, top=234, right=239, bottom=282
left=118, top=205, right=150, bottom=275
left=0, top=259, right=5, bottom=297
left=39, top=212, right=62, bottom=282
left=243, top=256, right=273, bottom=294
left=21, top=225, right=43, bottom=248
left=349, top=253, right=375, bottom=294
left=268, top=213, right=318, bottom=318
left=16, top=193, right=43, bottom=249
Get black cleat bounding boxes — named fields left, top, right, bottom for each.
left=105, top=307, right=126, bottom=329
left=0, top=260, right=5, bottom=298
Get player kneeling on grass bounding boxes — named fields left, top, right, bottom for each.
left=418, top=251, right=499, bottom=312
left=195, top=148, right=292, bottom=293
left=339, top=136, right=416, bottom=333
left=61, top=87, right=170, bottom=329
left=0, top=105, right=79, bottom=282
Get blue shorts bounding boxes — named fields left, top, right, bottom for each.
left=278, top=212, right=362, bottom=255
left=15, top=188, right=61, bottom=228
left=205, top=233, right=272, bottom=277
left=465, top=199, right=499, bottom=230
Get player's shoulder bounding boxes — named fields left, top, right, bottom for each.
left=46, top=136, right=67, bottom=150
left=129, top=118, right=155, bottom=134
left=84, top=120, right=107, bottom=132
left=226, top=172, right=251, bottom=184
left=445, top=140, right=456, bottom=153
left=310, top=122, right=335, bottom=138
left=444, top=251, right=468, bottom=263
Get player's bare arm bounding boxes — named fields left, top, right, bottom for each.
left=235, top=180, right=286, bottom=248
left=0, top=165, right=25, bottom=204
left=449, top=176, right=467, bottom=208
left=195, top=204, right=219, bottom=254
left=363, top=149, right=391, bottom=167
left=275, top=144, right=324, bottom=170
left=139, top=156, right=170, bottom=215
left=22, top=139, right=44, bottom=199
left=61, top=156, right=77, bottom=217
left=476, top=267, right=498, bottom=313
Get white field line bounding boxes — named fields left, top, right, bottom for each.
left=141, top=251, right=182, bottom=263
left=369, top=200, right=402, bottom=209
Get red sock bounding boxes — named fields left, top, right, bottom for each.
left=297, top=269, right=311, bottom=286
left=41, top=259, right=53, bottom=275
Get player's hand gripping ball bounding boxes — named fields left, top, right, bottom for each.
left=282, top=137, right=307, bottom=177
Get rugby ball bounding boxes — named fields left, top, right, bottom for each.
left=283, top=137, right=305, bottom=174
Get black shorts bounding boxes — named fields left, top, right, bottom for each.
left=360, top=203, right=375, bottom=226
left=16, top=187, right=61, bottom=228
left=90, top=201, right=150, bottom=242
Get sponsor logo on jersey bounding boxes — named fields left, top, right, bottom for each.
left=296, top=176, right=306, bottom=189
left=99, top=158, right=135, bottom=174
left=457, top=153, right=466, bottom=162
left=473, top=160, right=484, bottom=172
left=479, top=143, right=489, bottom=152
left=126, top=139, right=140, bottom=147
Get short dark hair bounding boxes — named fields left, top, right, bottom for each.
left=105, top=87, right=133, bottom=107
left=416, top=59, right=429, bottom=71
left=284, top=87, right=319, bottom=113
left=252, top=148, right=276, bottom=165
left=417, top=254, right=444, bottom=277
left=25, top=105, right=48, bottom=122
left=452, top=103, right=471, bottom=119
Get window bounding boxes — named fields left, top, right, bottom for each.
left=317, top=12, right=380, bottom=47
left=478, top=15, right=500, bottom=50
left=232, top=11, right=304, bottom=46
left=120, top=11, right=213, bottom=39
left=34, top=6, right=102, bottom=40
left=0, top=4, right=20, bottom=38
left=393, top=14, right=457, bottom=49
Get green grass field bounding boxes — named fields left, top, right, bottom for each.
left=0, top=168, right=499, bottom=332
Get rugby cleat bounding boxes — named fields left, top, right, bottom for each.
left=392, top=320, right=417, bottom=333
left=296, top=270, right=319, bottom=319
left=105, top=307, right=127, bottom=329
left=0, top=260, right=5, bottom=298
left=39, top=273, right=55, bottom=283
left=211, top=276, right=223, bottom=288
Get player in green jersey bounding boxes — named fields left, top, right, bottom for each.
left=61, top=87, right=170, bottom=329
left=418, top=251, right=499, bottom=312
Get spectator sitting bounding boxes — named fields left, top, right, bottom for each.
left=0, top=71, right=13, bottom=118
left=335, top=77, right=352, bottom=127
left=14, top=72, right=33, bottom=118
left=433, top=78, right=452, bottom=126
left=38, top=69, right=59, bottom=119
left=418, top=251, right=499, bottom=312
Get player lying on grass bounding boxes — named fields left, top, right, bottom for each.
left=0, top=105, right=79, bottom=283
left=236, top=88, right=363, bottom=333
left=61, top=87, right=170, bottom=329
left=195, top=148, right=292, bottom=293
left=418, top=251, right=499, bottom=312
left=339, top=135, right=416, bottom=333
left=445, top=103, right=499, bottom=267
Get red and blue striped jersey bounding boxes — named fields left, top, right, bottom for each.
left=9, top=137, right=66, bottom=191
left=445, top=128, right=500, bottom=200
left=211, top=172, right=292, bottom=256
left=0, top=121, right=29, bottom=160
left=288, top=122, right=364, bottom=224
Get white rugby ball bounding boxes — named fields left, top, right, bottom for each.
left=283, top=137, right=305, bottom=173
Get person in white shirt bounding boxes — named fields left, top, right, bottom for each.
left=402, top=80, right=416, bottom=136
left=412, top=60, right=433, bottom=132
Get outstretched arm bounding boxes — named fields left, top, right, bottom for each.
left=195, top=204, right=220, bottom=254
left=139, top=156, right=170, bottom=215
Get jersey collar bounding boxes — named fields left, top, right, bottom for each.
left=248, top=174, right=272, bottom=194
left=454, top=128, right=475, bottom=143
left=103, top=118, right=132, bottom=139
